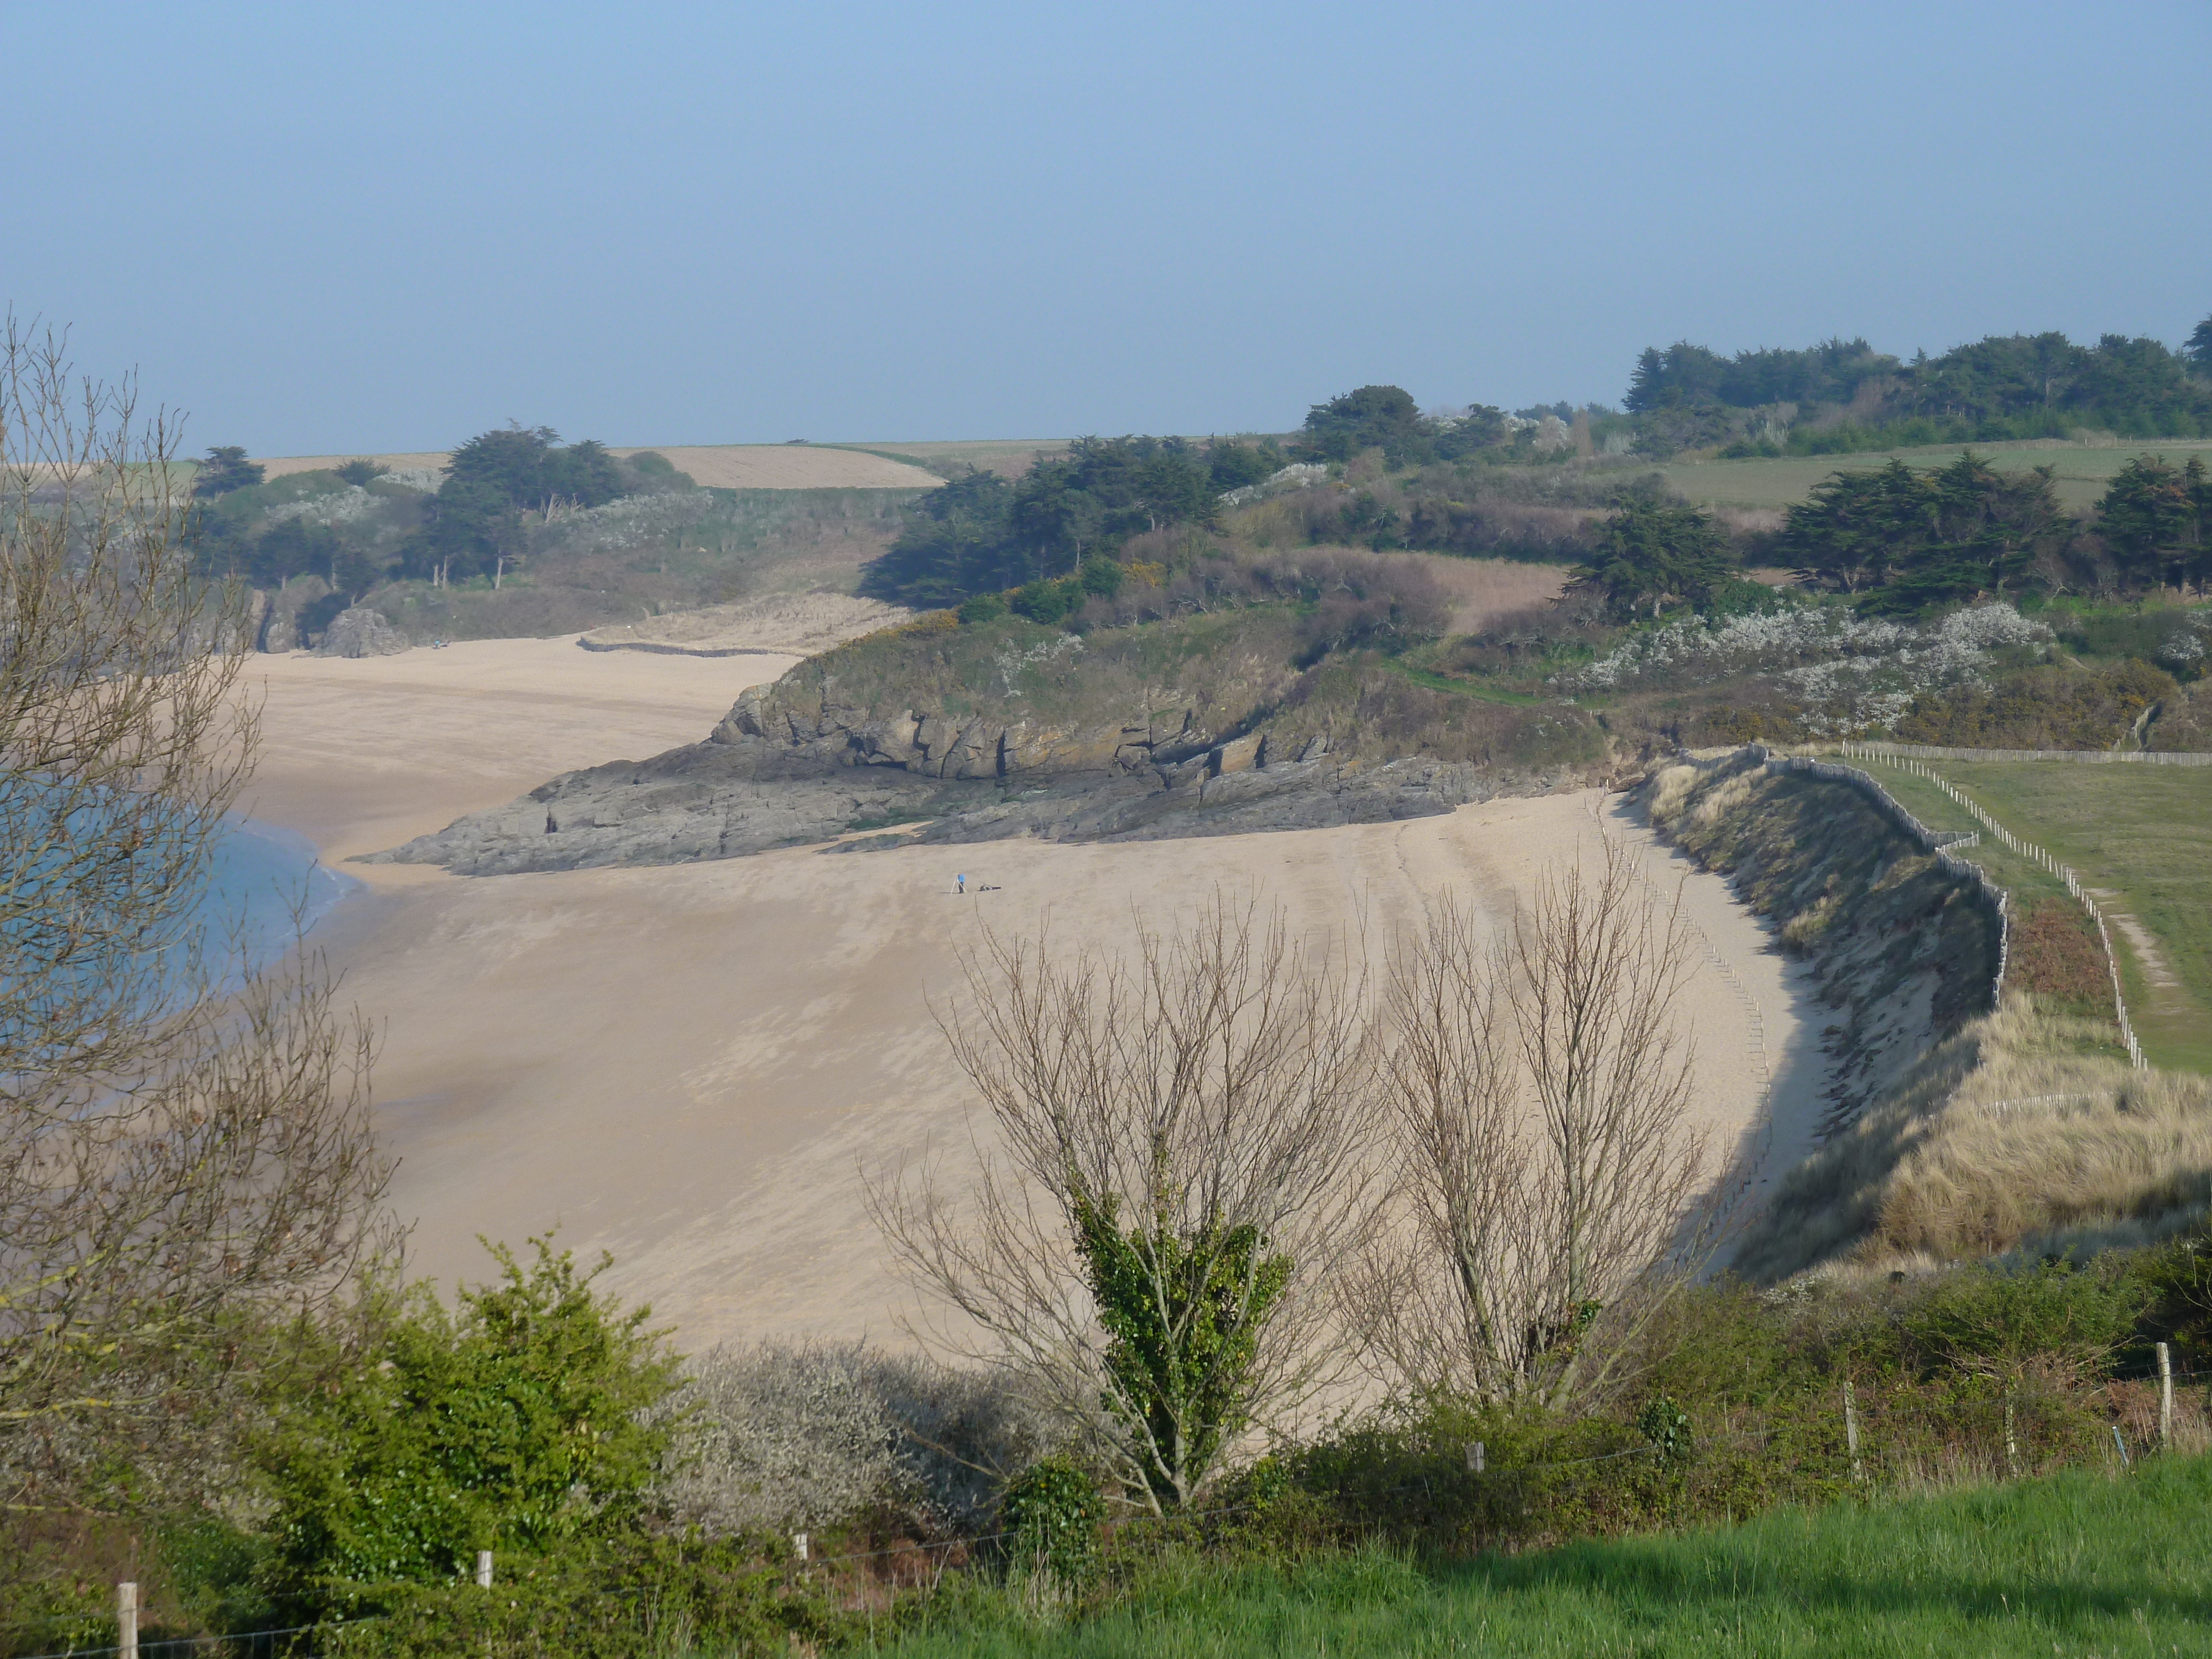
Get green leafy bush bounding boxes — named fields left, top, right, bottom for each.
left=1000, top=1458, right=1102, bottom=1587
left=264, top=1238, right=680, bottom=1607
left=318, top=1532, right=847, bottom=1659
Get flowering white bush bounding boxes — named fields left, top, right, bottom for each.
left=260, top=484, right=382, bottom=527
left=1568, top=605, right=1906, bottom=691
left=532, top=489, right=718, bottom=555
left=1566, top=602, right=2054, bottom=737
left=1219, top=463, right=1331, bottom=509
left=995, top=632, right=1083, bottom=693
left=651, top=1341, right=1055, bottom=1534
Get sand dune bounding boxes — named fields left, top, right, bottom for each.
left=245, top=643, right=1829, bottom=1347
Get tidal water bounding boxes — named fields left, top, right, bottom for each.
left=201, top=816, right=357, bottom=968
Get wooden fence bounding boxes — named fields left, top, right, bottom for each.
left=1843, top=740, right=2211, bottom=767
left=1837, top=745, right=2147, bottom=1070
left=1743, top=745, right=2010, bottom=1015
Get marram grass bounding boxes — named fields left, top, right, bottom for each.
left=868, top=1454, right=2212, bottom=1657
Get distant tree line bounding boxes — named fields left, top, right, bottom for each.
left=859, top=435, right=1280, bottom=608
left=1627, top=321, right=2212, bottom=456
left=1781, top=451, right=2209, bottom=607
left=189, top=427, right=686, bottom=598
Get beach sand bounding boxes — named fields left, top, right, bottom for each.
left=245, top=639, right=1828, bottom=1348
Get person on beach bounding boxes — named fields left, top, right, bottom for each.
left=956, top=872, right=966, bottom=894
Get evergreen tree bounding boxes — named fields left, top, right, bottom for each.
left=1569, top=499, right=1735, bottom=618
left=192, top=445, right=265, bottom=498
left=1298, top=385, right=1429, bottom=464
left=1780, top=460, right=1936, bottom=593
left=1867, top=452, right=2066, bottom=611
left=2098, top=453, right=2205, bottom=592
left=2186, top=315, right=2212, bottom=378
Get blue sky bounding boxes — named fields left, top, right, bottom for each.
left=6, top=2, right=2206, bottom=453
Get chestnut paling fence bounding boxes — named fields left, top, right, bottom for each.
left=1743, top=745, right=2010, bottom=1014
left=1835, top=744, right=2146, bottom=1071
left=1841, top=740, right=2212, bottom=768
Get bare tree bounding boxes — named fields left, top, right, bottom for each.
left=0, top=321, right=394, bottom=1509
left=1353, top=838, right=1719, bottom=1411
left=868, top=895, right=1380, bottom=1512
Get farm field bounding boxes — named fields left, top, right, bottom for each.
left=246, top=444, right=943, bottom=490
left=1849, top=757, right=2212, bottom=1074
left=883, top=1456, right=2212, bottom=1659
left=828, top=437, right=1072, bottom=478
left=1659, top=438, right=2212, bottom=512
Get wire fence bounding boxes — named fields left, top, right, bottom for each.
left=1839, top=740, right=2212, bottom=768
left=1838, top=744, right=2147, bottom=1068
left=22, top=1363, right=2212, bottom=1659
left=1744, top=744, right=2011, bottom=1009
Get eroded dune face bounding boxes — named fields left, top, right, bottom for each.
left=243, top=640, right=1829, bottom=1351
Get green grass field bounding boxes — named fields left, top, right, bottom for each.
left=875, top=1457, right=2212, bottom=1657
left=1658, top=439, right=2212, bottom=513
left=1851, top=758, right=2212, bottom=1074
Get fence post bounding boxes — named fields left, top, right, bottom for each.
left=117, top=1583, right=137, bottom=1659
left=2159, top=1343, right=2173, bottom=1449
left=1841, top=1380, right=1863, bottom=1483
left=476, top=1550, right=493, bottom=1589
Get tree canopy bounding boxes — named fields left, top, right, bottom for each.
left=1780, top=452, right=2067, bottom=609
left=2185, top=314, right=2212, bottom=378
left=192, top=444, right=265, bottom=498
left=1296, top=387, right=1507, bottom=467
left=860, top=436, right=1227, bottom=607
left=1625, top=328, right=2212, bottom=448
left=1626, top=338, right=1897, bottom=414
left=2097, top=454, right=2209, bottom=592
left=1299, top=385, right=1427, bottom=463
left=1569, top=498, right=1736, bottom=618
left=410, top=426, right=633, bottom=584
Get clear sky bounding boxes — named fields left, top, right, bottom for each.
left=7, top=1, right=2207, bottom=455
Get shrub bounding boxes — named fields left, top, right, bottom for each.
left=1893, top=658, right=2176, bottom=748
left=1008, top=576, right=1081, bottom=625
left=263, top=1239, right=679, bottom=1606
left=318, top=1531, right=847, bottom=1659
left=999, top=1458, right=1101, bottom=1587
left=652, top=1342, right=1058, bottom=1539
left=655, top=1342, right=906, bottom=1536
left=1898, top=1260, right=2147, bottom=1385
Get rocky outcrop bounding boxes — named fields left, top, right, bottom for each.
left=366, top=687, right=1520, bottom=876
left=251, top=578, right=333, bottom=653
left=706, top=682, right=1312, bottom=784
left=313, top=607, right=411, bottom=658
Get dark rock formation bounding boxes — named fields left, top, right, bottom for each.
left=365, top=680, right=1533, bottom=875
left=313, top=607, right=411, bottom=658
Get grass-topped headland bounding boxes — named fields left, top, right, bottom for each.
left=1851, top=756, right=2212, bottom=1073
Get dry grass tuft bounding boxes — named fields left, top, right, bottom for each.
left=1747, top=998, right=2212, bottom=1281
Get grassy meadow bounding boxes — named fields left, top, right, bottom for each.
left=877, top=1457, right=2212, bottom=1658
left=1851, top=758, right=2212, bottom=1074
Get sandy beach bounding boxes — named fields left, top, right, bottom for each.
left=244, top=639, right=1829, bottom=1349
